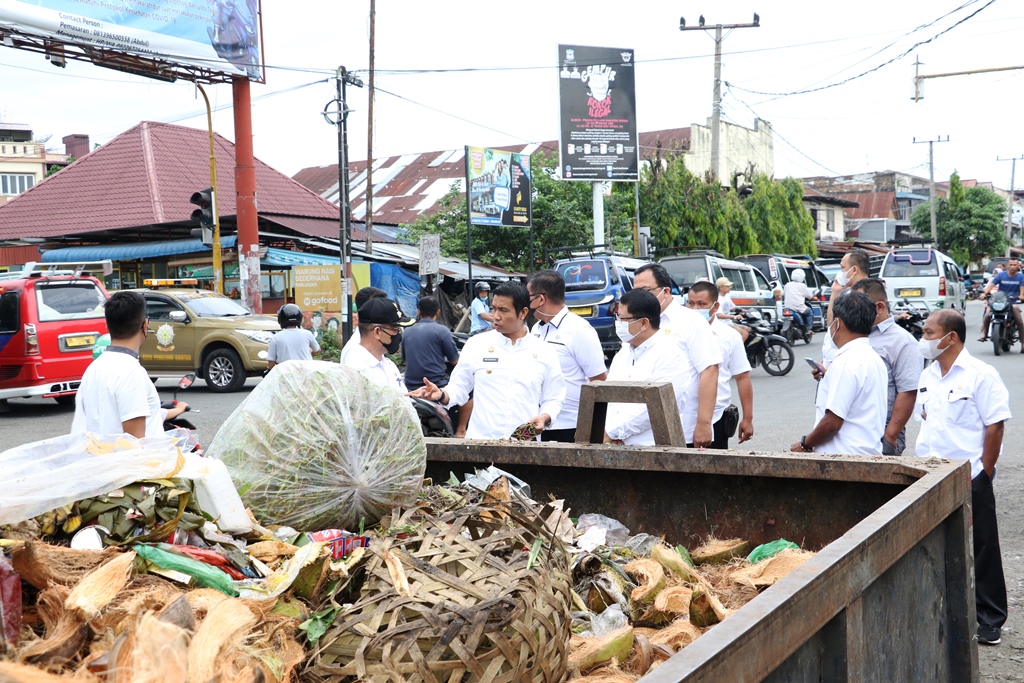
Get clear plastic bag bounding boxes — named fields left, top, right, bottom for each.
left=205, top=360, right=426, bottom=531
left=576, top=513, right=631, bottom=547
left=0, top=432, right=186, bottom=525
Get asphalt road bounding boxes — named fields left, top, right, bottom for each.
left=2, top=301, right=1022, bottom=674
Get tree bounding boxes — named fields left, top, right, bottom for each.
left=741, top=175, right=817, bottom=257
left=911, top=175, right=1005, bottom=265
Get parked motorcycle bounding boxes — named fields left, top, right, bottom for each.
left=964, top=280, right=982, bottom=301
left=411, top=396, right=457, bottom=437
left=737, top=310, right=794, bottom=376
left=986, top=291, right=1020, bottom=356
left=161, top=374, right=201, bottom=453
left=892, top=300, right=926, bottom=341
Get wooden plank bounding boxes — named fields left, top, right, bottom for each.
left=575, top=381, right=686, bottom=447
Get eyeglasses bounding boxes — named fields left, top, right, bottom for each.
left=529, top=293, right=543, bottom=301
left=375, top=326, right=399, bottom=336
left=635, top=286, right=664, bottom=294
left=614, top=315, right=641, bottom=323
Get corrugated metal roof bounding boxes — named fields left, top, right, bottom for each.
left=40, top=235, right=238, bottom=262
left=832, top=192, right=896, bottom=220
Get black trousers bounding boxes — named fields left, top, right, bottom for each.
left=687, top=414, right=731, bottom=449
left=542, top=428, right=576, bottom=443
left=973, top=470, right=1008, bottom=628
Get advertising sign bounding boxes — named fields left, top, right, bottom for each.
left=293, top=265, right=341, bottom=311
left=419, top=235, right=440, bottom=276
left=0, top=0, right=263, bottom=80
left=466, top=146, right=532, bottom=227
left=557, top=44, right=639, bottom=182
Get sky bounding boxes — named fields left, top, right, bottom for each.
left=2, top=0, right=1024, bottom=189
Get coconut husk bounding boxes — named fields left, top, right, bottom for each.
left=18, top=613, right=88, bottom=668
left=246, top=541, right=299, bottom=564
left=653, top=585, right=692, bottom=615
left=0, top=661, right=99, bottom=682
left=646, top=618, right=703, bottom=651
left=570, top=662, right=637, bottom=683
left=156, top=594, right=196, bottom=632
left=187, top=598, right=257, bottom=683
left=730, top=549, right=815, bottom=588
left=185, top=588, right=231, bottom=624
left=113, top=612, right=190, bottom=683
left=622, top=560, right=665, bottom=604
left=64, top=551, right=135, bottom=621
left=89, top=575, right=185, bottom=635
left=688, top=587, right=731, bottom=628
left=690, top=538, right=749, bottom=565
left=35, top=584, right=71, bottom=635
left=569, top=625, right=634, bottom=673
left=219, top=611, right=304, bottom=683
left=650, top=544, right=703, bottom=586
left=10, top=543, right=121, bottom=590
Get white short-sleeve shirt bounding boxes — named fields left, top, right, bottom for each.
left=682, top=318, right=751, bottom=436
left=605, top=332, right=689, bottom=446
left=531, top=307, right=606, bottom=431
left=914, top=349, right=1012, bottom=479
left=342, top=343, right=405, bottom=393
left=812, top=337, right=888, bottom=455
left=72, top=348, right=164, bottom=437
left=660, top=301, right=723, bottom=441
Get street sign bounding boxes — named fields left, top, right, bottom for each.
left=419, top=235, right=441, bottom=276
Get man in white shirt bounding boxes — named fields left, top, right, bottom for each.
left=782, top=269, right=814, bottom=335
left=792, top=291, right=887, bottom=455
left=715, top=277, right=739, bottom=320
left=632, top=263, right=721, bottom=447
left=407, top=281, right=566, bottom=440
left=267, top=303, right=320, bottom=370
left=340, top=286, right=387, bottom=365
left=342, top=297, right=413, bottom=392
left=603, top=289, right=690, bottom=446
left=684, top=281, right=754, bottom=448
left=72, top=291, right=186, bottom=438
left=914, top=309, right=1010, bottom=646
left=527, top=269, right=607, bottom=442
left=822, top=249, right=870, bottom=364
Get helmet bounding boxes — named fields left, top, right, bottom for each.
left=792, top=269, right=806, bottom=283
left=277, top=303, right=303, bottom=328
left=474, top=281, right=491, bottom=292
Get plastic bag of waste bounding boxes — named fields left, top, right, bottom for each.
left=206, top=361, right=426, bottom=531
left=576, top=513, right=631, bottom=547
left=462, top=465, right=532, bottom=499
left=0, top=432, right=186, bottom=525
left=624, top=533, right=662, bottom=556
left=581, top=604, right=629, bottom=638
left=747, top=539, right=801, bottom=563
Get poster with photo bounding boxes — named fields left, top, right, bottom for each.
left=557, top=44, right=639, bottom=182
left=466, top=146, right=532, bottom=227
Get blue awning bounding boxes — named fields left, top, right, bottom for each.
left=262, top=247, right=341, bottom=267
left=41, top=236, right=238, bottom=263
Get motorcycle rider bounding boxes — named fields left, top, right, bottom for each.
left=978, top=257, right=1024, bottom=348
left=783, top=269, right=814, bottom=339
left=267, top=304, right=319, bottom=370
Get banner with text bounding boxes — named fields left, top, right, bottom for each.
left=557, top=44, right=639, bottom=182
left=466, top=146, right=532, bottom=227
left=0, top=0, right=263, bottom=80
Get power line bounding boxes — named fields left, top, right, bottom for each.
left=726, top=0, right=997, bottom=100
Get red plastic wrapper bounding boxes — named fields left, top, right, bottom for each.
left=0, top=554, right=22, bottom=649
left=307, top=530, right=371, bottom=560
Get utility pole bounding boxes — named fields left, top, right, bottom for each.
left=997, top=155, right=1024, bottom=257
left=365, top=0, right=376, bottom=254
left=324, top=67, right=364, bottom=346
left=680, top=12, right=759, bottom=180
left=913, top=135, right=949, bottom=244
left=232, top=77, right=261, bottom=314
left=913, top=53, right=1024, bottom=101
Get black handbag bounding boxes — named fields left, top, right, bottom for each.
left=722, top=404, right=740, bottom=438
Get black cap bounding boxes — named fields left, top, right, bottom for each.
left=358, top=297, right=414, bottom=327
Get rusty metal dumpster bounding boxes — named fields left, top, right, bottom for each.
left=425, top=440, right=976, bottom=683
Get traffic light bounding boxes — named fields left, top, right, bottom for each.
left=190, top=187, right=216, bottom=247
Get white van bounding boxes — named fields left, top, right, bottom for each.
left=880, top=247, right=966, bottom=313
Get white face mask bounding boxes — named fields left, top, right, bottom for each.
left=827, top=319, right=839, bottom=343
left=918, top=333, right=949, bottom=360
left=615, top=319, right=638, bottom=343
left=835, top=267, right=853, bottom=287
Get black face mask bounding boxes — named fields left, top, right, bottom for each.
left=382, top=329, right=402, bottom=355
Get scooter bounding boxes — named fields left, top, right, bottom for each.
left=985, top=291, right=1020, bottom=356
left=737, top=310, right=795, bottom=376
left=781, top=300, right=814, bottom=345
left=892, top=299, right=926, bottom=341
left=411, top=396, right=456, bottom=437
left=161, top=374, right=202, bottom=453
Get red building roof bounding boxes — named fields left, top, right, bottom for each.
left=831, top=192, right=896, bottom=220
left=0, top=121, right=392, bottom=243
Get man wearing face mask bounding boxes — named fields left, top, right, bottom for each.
left=632, top=263, right=722, bottom=447
left=822, top=249, right=870, bottom=364
left=343, top=297, right=414, bottom=392
left=527, top=269, right=607, bottom=442
left=604, top=289, right=692, bottom=446
left=684, top=281, right=754, bottom=448
left=914, top=309, right=1010, bottom=647
left=407, top=281, right=565, bottom=440
left=845, top=278, right=923, bottom=455
left=792, top=292, right=887, bottom=455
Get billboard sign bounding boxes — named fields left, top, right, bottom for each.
left=466, top=146, right=532, bottom=227
left=0, top=0, right=263, bottom=81
left=557, top=44, right=639, bottom=182
left=419, top=235, right=440, bottom=276
left=293, top=265, right=341, bottom=311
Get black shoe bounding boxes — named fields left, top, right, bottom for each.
left=978, top=624, right=1002, bottom=645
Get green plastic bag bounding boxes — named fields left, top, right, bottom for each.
left=133, top=544, right=239, bottom=596
left=746, top=539, right=799, bottom=564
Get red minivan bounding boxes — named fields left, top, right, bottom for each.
left=0, top=261, right=110, bottom=407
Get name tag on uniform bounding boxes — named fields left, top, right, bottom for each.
left=483, top=357, right=499, bottom=362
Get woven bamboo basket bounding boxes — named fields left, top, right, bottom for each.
left=304, top=500, right=572, bottom=683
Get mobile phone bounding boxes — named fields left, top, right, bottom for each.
left=804, top=357, right=824, bottom=374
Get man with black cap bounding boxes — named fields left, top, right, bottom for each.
left=343, top=297, right=414, bottom=392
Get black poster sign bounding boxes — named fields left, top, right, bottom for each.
left=557, top=44, right=639, bottom=182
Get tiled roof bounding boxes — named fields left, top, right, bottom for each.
left=292, top=128, right=693, bottom=228
left=0, top=121, right=351, bottom=241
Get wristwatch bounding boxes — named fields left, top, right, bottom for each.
left=800, top=435, right=813, bottom=452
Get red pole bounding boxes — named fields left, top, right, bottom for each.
left=232, top=76, right=262, bottom=314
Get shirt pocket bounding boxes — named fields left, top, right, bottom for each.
left=945, top=393, right=973, bottom=424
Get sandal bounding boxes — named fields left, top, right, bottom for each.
left=978, top=336, right=988, bottom=342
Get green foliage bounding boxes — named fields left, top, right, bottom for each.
left=740, top=175, right=817, bottom=258
left=911, top=178, right=1006, bottom=264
